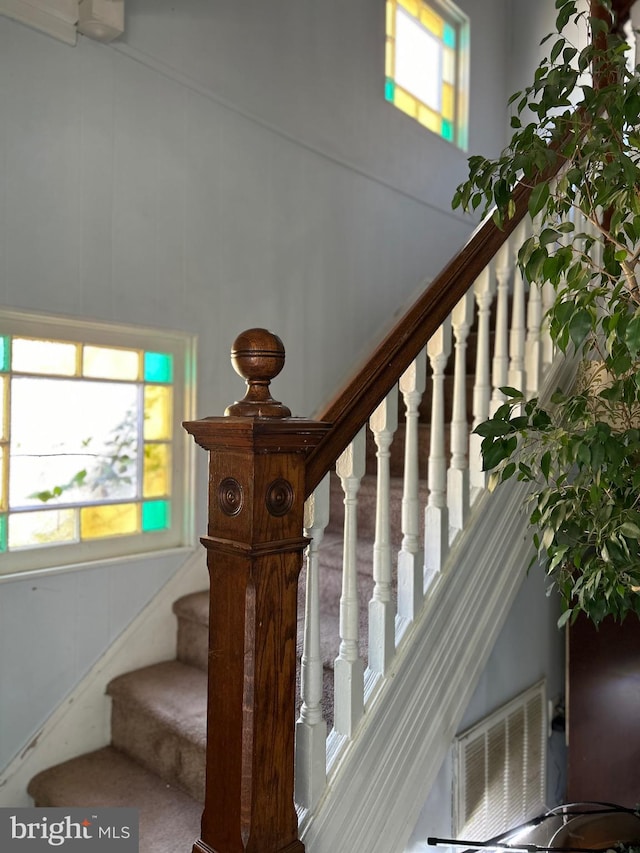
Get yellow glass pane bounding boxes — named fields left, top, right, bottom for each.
left=394, top=87, right=418, bottom=118
left=386, top=0, right=395, bottom=37
left=442, top=83, right=455, bottom=120
left=83, top=345, right=140, bottom=380
left=12, top=338, right=77, bottom=376
left=398, top=0, right=418, bottom=16
left=386, top=40, right=395, bottom=78
left=417, top=103, right=440, bottom=132
left=9, top=508, right=76, bottom=547
left=420, top=6, right=443, bottom=37
left=144, top=385, right=172, bottom=440
left=81, top=503, right=139, bottom=539
left=144, top=443, right=171, bottom=498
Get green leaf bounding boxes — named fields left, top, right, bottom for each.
left=528, top=181, right=550, bottom=218
left=619, top=521, right=640, bottom=538
left=568, top=309, right=593, bottom=349
left=625, top=314, right=640, bottom=357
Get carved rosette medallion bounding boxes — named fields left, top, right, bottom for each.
left=218, top=477, right=244, bottom=516
left=265, top=478, right=294, bottom=517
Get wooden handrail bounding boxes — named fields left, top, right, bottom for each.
left=305, top=176, right=543, bottom=497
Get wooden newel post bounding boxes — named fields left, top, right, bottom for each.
left=183, top=329, right=330, bottom=853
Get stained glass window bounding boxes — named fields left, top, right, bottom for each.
left=0, top=310, right=195, bottom=576
left=385, top=0, right=469, bottom=148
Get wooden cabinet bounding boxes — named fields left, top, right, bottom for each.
left=567, top=613, right=640, bottom=806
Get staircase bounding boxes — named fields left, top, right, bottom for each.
left=26, top=440, right=430, bottom=851
left=24, top=150, right=580, bottom=851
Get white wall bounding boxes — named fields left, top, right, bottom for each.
left=404, top=567, right=566, bottom=853
left=0, top=0, right=512, bottom=777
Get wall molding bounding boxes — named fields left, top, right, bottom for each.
left=0, top=0, right=78, bottom=45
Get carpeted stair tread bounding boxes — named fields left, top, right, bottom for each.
left=107, top=661, right=207, bottom=800
left=28, top=745, right=201, bottom=853
left=108, top=661, right=207, bottom=746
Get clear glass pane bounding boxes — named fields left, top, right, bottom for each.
left=9, top=508, right=76, bottom=548
left=143, top=443, right=170, bottom=497
left=81, top=503, right=139, bottom=539
left=83, top=346, right=140, bottom=381
left=0, top=446, right=5, bottom=510
left=144, top=385, right=172, bottom=441
left=142, top=499, right=170, bottom=532
left=9, top=377, right=139, bottom=508
left=12, top=338, right=77, bottom=376
left=395, top=8, right=441, bottom=112
left=0, top=375, right=6, bottom=441
left=443, top=46, right=455, bottom=84
left=144, top=352, right=173, bottom=383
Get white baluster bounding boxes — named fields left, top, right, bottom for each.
left=333, top=428, right=366, bottom=737
left=295, top=475, right=330, bottom=810
left=469, top=267, right=496, bottom=496
left=525, top=278, right=543, bottom=397
left=508, top=220, right=527, bottom=393
left=448, top=293, right=473, bottom=539
left=397, top=351, right=427, bottom=625
left=424, top=318, right=452, bottom=581
left=542, top=280, right=555, bottom=369
left=368, top=386, right=398, bottom=676
left=490, top=241, right=512, bottom=414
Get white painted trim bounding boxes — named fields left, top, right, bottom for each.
left=0, top=0, right=78, bottom=45
left=0, top=548, right=207, bottom=806
left=301, top=355, right=576, bottom=853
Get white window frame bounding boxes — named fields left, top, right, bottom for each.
left=0, top=308, right=196, bottom=578
left=385, top=0, right=470, bottom=150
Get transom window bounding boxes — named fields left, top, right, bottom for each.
left=0, top=310, right=195, bottom=576
left=385, top=0, right=469, bottom=148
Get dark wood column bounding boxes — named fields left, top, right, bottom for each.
left=183, top=329, right=330, bottom=853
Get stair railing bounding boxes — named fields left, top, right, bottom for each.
left=183, top=171, right=574, bottom=852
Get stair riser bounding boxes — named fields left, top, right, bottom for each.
left=177, top=620, right=208, bottom=672
left=111, top=702, right=205, bottom=802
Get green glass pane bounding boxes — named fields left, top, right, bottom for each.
left=144, top=351, right=173, bottom=383
left=441, top=119, right=454, bottom=141
left=0, top=514, right=6, bottom=552
left=443, top=22, right=456, bottom=48
left=0, top=336, right=9, bottom=372
left=142, top=499, right=170, bottom=531
left=385, top=77, right=396, bottom=102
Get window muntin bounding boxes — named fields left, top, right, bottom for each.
left=0, top=310, right=195, bottom=576
left=385, top=0, right=469, bottom=148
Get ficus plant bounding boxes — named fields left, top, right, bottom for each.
left=452, top=0, right=640, bottom=626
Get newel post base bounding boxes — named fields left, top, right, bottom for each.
left=184, top=330, right=330, bottom=853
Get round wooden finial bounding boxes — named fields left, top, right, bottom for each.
left=225, top=328, right=292, bottom=418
